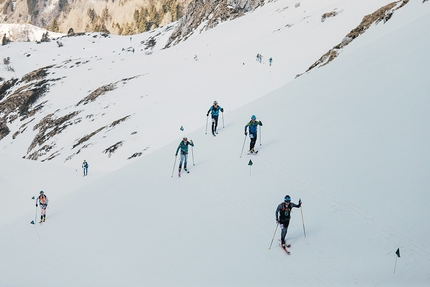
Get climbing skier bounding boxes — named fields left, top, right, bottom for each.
left=244, top=115, right=263, bottom=153
left=275, top=195, right=302, bottom=247
left=82, top=160, right=89, bottom=176
left=36, top=190, right=49, bottom=223
left=175, top=137, right=194, bottom=175
left=207, top=101, right=224, bottom=136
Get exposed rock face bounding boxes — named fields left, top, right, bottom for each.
left=165, top=0, right=264, bottom=48
left=0, top=59, right=138, bottom=162
left=0, top=66, right=60, bottom=140
left=27, top=111, right=81, bottom=160
left=297, top=0, right=410, bottom=77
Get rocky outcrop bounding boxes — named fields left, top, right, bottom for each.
left=0, top=66, right=61, bottom=140
left=165, top=0, right=264, bottom=48
left=297, top=0, right=410, bottom=77
left=76, top=76, right=140, bottom=106
left=27, top=111, right=82, bottom=158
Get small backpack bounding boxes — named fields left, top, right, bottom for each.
left=39, top=194, right=47, bottom=204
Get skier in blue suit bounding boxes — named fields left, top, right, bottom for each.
left=244, top=115, right=262, bottom=153
left=82, top=160, right=89, bottom=176
left=207, top=101, right=224, bottom=136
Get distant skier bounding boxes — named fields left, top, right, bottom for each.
left=175, top=137, right=194, bottom=176
left=276, top=195, right=301, bottom=247
left=269, top=57, right=273, bottom=66
left=207, top=101, right=224, bottom=136
left=36, top=190, right=49, bottom=223
left=82, top=160, right=89, bottom=176
left=244, top=115, right=263, bottom=153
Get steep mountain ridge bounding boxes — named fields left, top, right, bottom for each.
left=1, top=0, right=422, bottom=171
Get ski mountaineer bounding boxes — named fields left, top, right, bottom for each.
left=244, top=115, right=262, bottom=154
left=175, top=137, right=194, bottom=175
left=82, top=160, right=89, bottom=176
left=36, top=190, right=49, bottom=223
left=206, top=101, right=224, bottom=136
left=276, top=195, right=301, bottom=248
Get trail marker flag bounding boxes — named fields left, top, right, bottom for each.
left=394, top=248, right=401, bottom=273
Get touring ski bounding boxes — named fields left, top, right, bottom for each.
left=279, top=239, right=291, bottom=248
left=279, top=243, right=291, bottom=255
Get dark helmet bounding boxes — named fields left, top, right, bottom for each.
left=40, top=190, right=44, bottom=194
left=284, top=195, right=291, bottom=202
left=213, top=100, right=218, bottom=105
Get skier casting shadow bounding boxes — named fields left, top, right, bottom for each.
left=207, top=101, right=224, bottom=136
left=244, top=115, right=262, bottom=154
left=175, top=137, right=194, bottom=176
left=275, top=195, right=302, bottom=247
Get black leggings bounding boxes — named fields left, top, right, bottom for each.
left=211, top=115, right=219, bottom=132
left=249, top=132, right=257, bottom=150
left=280, top=219, right=290, bottom=244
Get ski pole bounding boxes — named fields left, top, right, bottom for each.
left=205, top=115, right=209, bottom=134
left=222, top=112, right=225, bottom=128
left=300, top=199, right=306, bottom=238
left=34, top=203, right=38, bottom=223
left=31, top=197, right=37, bottom=224
left=240, top=134, right=247, bottom=158
left=269, top=223, right=279, bottom=250
left=259, top=126, right=262, bottom=146
left=191, top=145, right=195, bottom=166
left=171, top=155, right=178, bottom=178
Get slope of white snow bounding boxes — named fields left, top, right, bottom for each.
left=1, top=0, right=400, bottom=171
left=0, top=0, right=429, bottom=286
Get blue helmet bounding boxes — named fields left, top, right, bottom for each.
left=251, top=115, right=257, bottom=120
left=284, top=195, right=291, bottom=202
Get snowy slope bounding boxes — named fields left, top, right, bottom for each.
left=0, top=23, right=64, bottom=42
left=1, top=0, right=399, bottom=171
left=1, top=0, right=430, bottom=286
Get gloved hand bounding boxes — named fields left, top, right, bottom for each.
left=276, top=218, right=279, bottom=224
left=245, top=131, right=248, bottom=136
left=36, top=204, right=38, bottom=207
left=259, top=121, right=263, bottom=126
left=175, top=154, right=177, bottom=157
left=206, top=113, right=209, bottom=116
left=221, top=108, right=224, bottom=112
left=298, top=199, right=302, bottom=207
left=190, top=140, right=193, bottom=144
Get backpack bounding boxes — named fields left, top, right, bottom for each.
left=280, top=202, right=291, bottom=220
left=39, top=194, right=47, bottom=205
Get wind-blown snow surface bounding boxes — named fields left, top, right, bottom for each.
left=1, top=0, right=400, bottom=171
left=1, top=0, right=430, bottom=286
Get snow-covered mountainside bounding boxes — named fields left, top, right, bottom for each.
left=1, top=0, right=413, bottom=171
left=0, top=0, right=429, bottom=286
